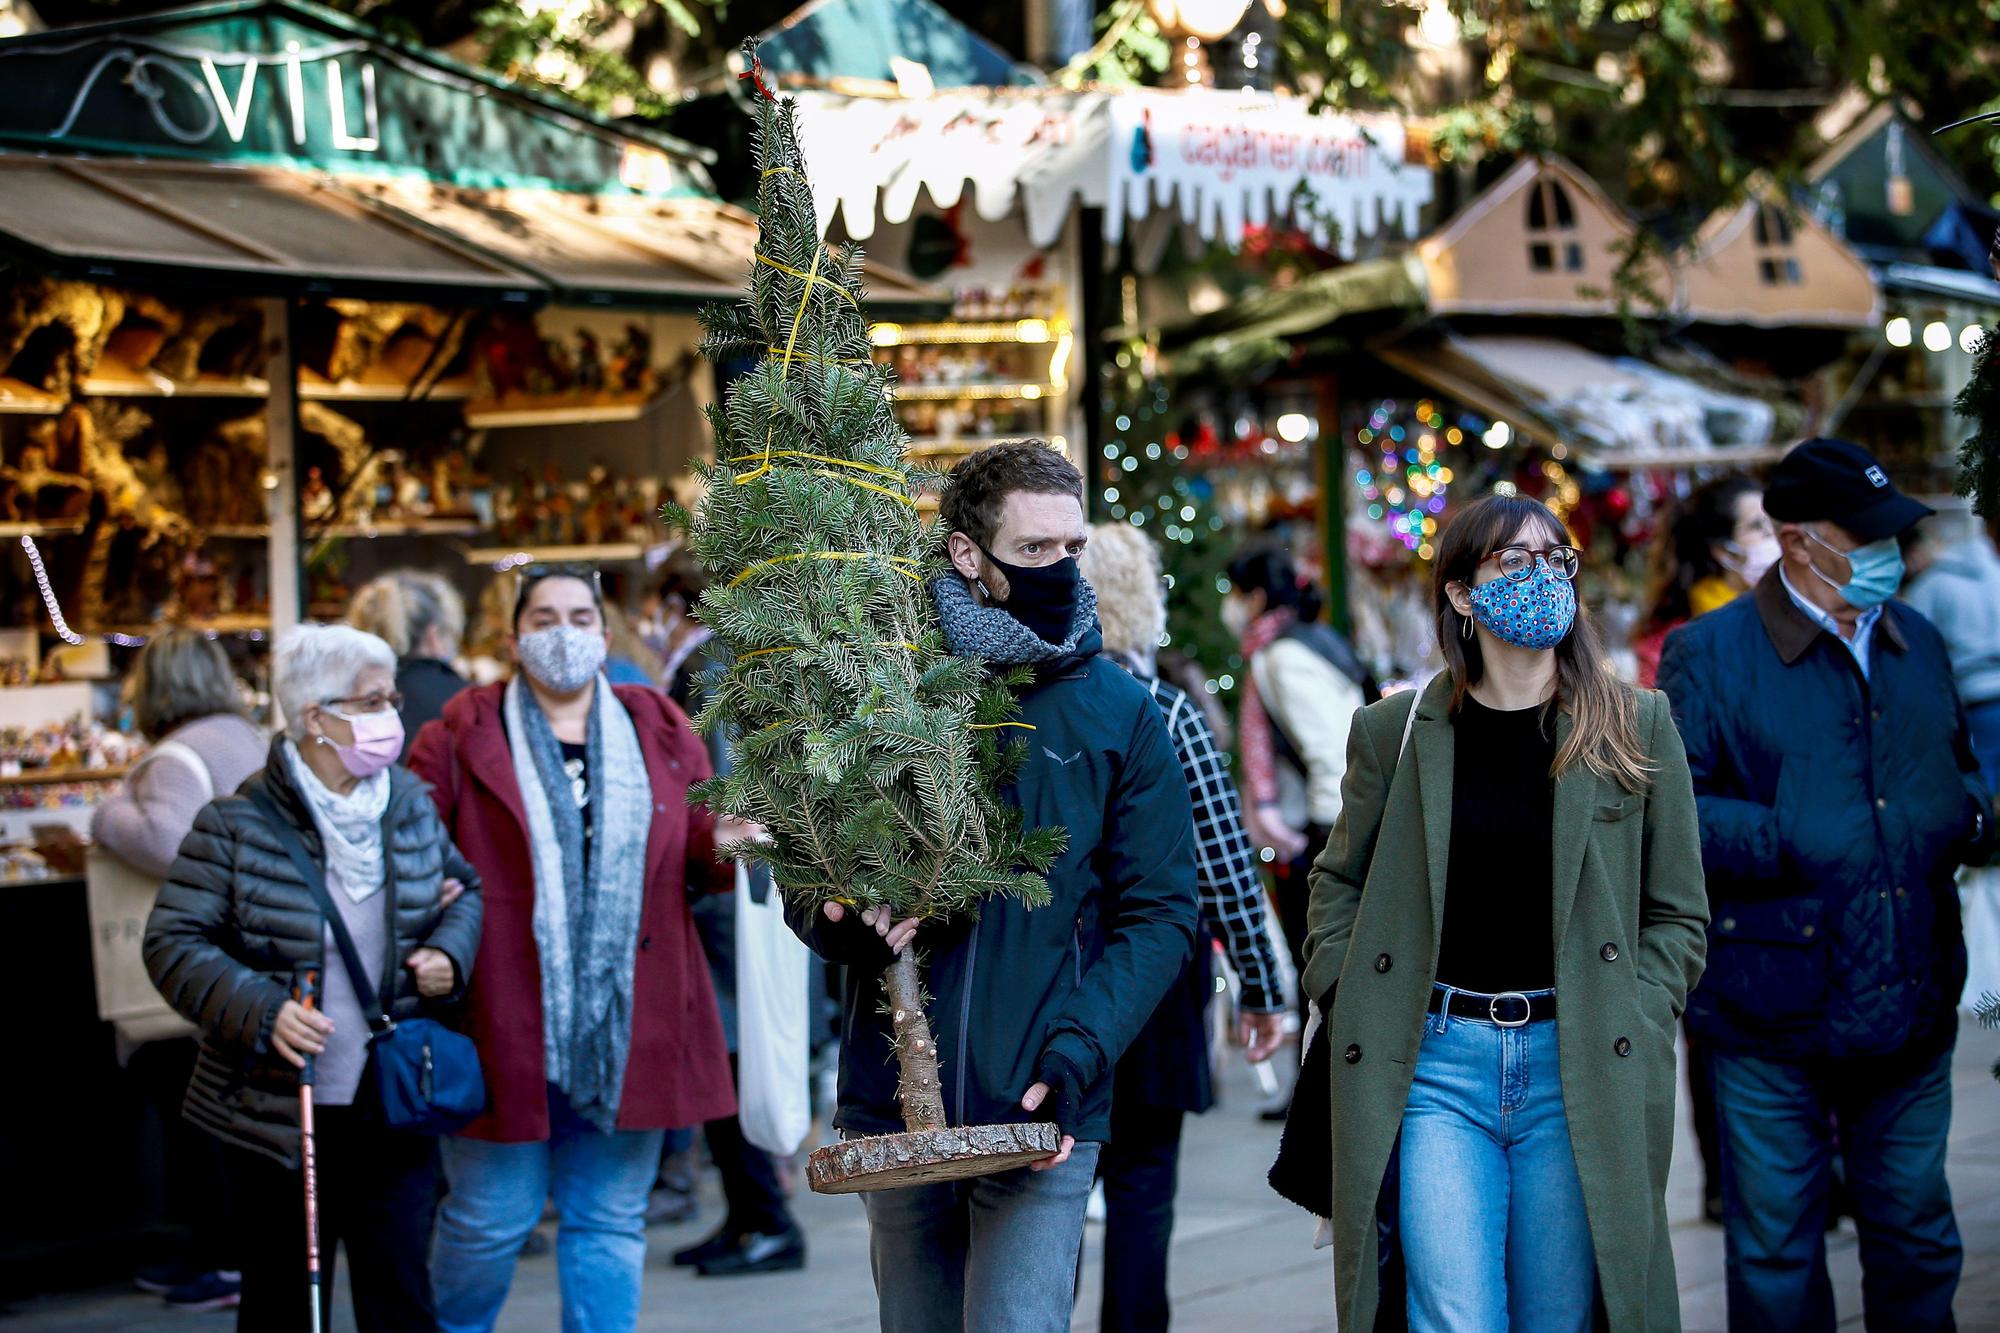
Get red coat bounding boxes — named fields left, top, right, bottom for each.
left=408, top=682, right=735, bottom=1142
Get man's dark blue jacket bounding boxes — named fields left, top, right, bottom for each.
left=788, top=622, right=1198, bottom=1143
left=1658, top=568, right=1993, bottom=1064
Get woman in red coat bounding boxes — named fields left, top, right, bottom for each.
left=409, top=566, right=745, bottom=1333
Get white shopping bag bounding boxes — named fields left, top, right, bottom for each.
left=1961, top=864, right=2000, bottom=1015
left=734, top=862, right=812, bottom=1155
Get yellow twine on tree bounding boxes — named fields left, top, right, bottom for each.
left=736, top=245, right=834, bottom=485
left=808, top=469, right=915, bottom=508
left=969, top=722, right=1037, bottom=731
left=761, top=347, right=871, bottom=367
left=728, top=550, right=923, bottom=589
left=754, top=252, right=859, bottom=305
left=761, top=166, right=795, bottom=177
left=729, top=451, right=906, bottom=482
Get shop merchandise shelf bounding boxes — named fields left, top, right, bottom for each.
left=0, top=519, right=87, bottom=538
left=0, top=376, right=63, bottom=415
left=79, top=352, right=270, bottom=399
left=459, top=542, right=648, bottom=567
left=901, top=436, right=1021, bottom=457
left=0, top=763, right=129, bottom=787
left=297, top=367, right=474, bottom=403
left=93, top=613, right=272, bottom=638
left=870, top=320, right=1058, bottom=347
left=461, top=389, right=658, bottom=429
left=892, top=382, right=1051, bottom=402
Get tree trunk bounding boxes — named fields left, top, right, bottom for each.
left=884, top=948, right=946, bottom=1133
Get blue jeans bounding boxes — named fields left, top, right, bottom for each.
left=860, top=1139, right=1101, bottom=1333
left=432, top=1087, right=666, bottom=1333
left=1712, top=1046, right=1959, bottom=1333
left=1398, top=991, right=1595, bottom=1333
left=1968, top=697, right=2000, bottom=796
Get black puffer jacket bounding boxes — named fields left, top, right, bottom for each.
left=143, top=739, right=483, bottom=1166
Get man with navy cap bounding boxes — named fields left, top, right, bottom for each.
left=1660, top=438, right=1993, bottom=1332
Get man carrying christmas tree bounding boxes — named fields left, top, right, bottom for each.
left=790, top=441, right=1198, bottom=1332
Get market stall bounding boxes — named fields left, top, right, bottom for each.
left=0, top=0, right=943, bottom=1291
left=1127, top=150, right=1884, bottom=684
left=777, top=75, right=1433, bottom=475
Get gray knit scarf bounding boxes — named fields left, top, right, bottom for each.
left=930, top=572, right=1099, bottom=667
left=504, top=677, right=653, bottom=1132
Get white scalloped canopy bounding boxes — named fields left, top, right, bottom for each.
left=791, top=87, right=1434, bottom=265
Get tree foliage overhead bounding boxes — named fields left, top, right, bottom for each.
left=1272, top=0, right=2000, bottom=216
left=670, top=69, right=1063, bottom=920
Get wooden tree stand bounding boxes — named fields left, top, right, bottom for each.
left=806, top=950, right=1063, bottom=1195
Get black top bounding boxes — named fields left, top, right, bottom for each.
left=395, top=656, right=469, bottom=762
left=1436, top=694, right=1559, bottom=993
left=559, top=740, right=593, bottom=859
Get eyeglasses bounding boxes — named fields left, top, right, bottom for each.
left=512, top=563, right=604, bottom=624
left=324, top=691, right=404, bottom=715
left=1476, top=545, right=1581, bottom=583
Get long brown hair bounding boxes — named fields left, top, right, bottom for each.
left=1434, top=494, right=1652, bottom=792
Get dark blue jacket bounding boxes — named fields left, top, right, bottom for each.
left=1658, top=569, right=1993, bottom=1063
left=788, top=625, right=1198, bottom=1142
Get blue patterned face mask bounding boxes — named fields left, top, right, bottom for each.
left=1467, top=560, right=1578, bottom=650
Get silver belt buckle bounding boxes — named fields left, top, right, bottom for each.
left=1488, top=991, right=1532, bottom=1027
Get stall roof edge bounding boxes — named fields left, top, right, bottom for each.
left=0, top=0, right=717, bottom=166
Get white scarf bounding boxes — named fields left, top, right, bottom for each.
left=284, top=740, right=391, bottom=903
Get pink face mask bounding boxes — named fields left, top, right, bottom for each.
left=322, top=706, right=404, bottom=778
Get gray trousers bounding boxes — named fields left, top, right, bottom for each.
left=861, top=1141, right=1103, bottom=1333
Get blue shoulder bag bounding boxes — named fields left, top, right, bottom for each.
left=250, top=789, right=485, bottom=1134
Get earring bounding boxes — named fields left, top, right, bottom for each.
left=1460, top=614, right=1475, bottom=642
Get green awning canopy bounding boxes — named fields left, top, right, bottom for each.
left=0, top=1, right=947, bottom=313
left=0, top=0, right=714, bottom=194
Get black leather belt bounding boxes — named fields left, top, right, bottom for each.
left=1426, top=988, right=1557, bottom=1027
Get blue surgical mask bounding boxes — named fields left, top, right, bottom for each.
left=1804, top=529, right=1904, bottom=609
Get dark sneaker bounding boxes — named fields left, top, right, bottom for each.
left=165, top=1271, right=242, bottom=1311
left=696, top=1228, right=806, bottom=1277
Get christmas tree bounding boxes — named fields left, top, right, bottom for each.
left=671, top=49, right=1064, bottom=1186
left=1955, top=327, right=2000, bottom=520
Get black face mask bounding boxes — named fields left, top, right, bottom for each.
left=978, top=543, right=1082, bottom=645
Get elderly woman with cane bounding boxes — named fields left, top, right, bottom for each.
left=145, top=622, right=482, bottom=1331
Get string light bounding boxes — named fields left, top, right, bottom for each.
left=21, top=536, right=84, bottom=646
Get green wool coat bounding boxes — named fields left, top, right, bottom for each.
left=1302, top=674, right=1709, bottom=1332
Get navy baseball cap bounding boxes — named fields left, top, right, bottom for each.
left=1763, top=438, right=1933, bottom=542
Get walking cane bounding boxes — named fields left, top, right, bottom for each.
left=295, top=968, right=324, bottom=1333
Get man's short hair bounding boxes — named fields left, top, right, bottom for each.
left=939, top=441, right=1084, bottom=548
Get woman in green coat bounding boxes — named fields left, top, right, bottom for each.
left=1303, top=494, right=1708, bottom=1331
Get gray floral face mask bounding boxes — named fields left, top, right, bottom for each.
left=516, top=625, right=607, bottom=693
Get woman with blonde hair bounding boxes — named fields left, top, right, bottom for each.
left=1303, top=493, right=1707, bottom=1330
left=348, top=570, right=469, bottom=757
left=1080, top=522, right=1286, bottom=1333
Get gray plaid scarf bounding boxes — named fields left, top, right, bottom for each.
left=504, top=677, right=653, bottom=1132
left=930, top=573, right=1098, bottom=667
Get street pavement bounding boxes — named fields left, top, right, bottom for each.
left=19, top=1016, right=2000, bottom=1331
